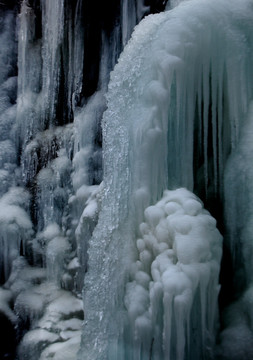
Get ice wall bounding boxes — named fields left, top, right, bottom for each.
left=80, top=0, right=253, bottom=358
left=0, top=0, right=156, bottom=359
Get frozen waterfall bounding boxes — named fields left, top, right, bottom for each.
left=80, top=0, right=253, bottom=358
left=0, top=0, right=253, bottom=359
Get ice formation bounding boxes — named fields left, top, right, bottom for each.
left=0, top=187, right=33, bottom=281
left=125, top=189, right=221, bottom=359
left=80, top=0, right=253, bottom=358
left=0, top=0, right=253, bottom=359
left=0, top=0, right=153, bottom=358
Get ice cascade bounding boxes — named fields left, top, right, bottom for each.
left=80, top=0, right=253, bottom=359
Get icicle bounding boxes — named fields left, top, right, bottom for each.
left=41, top=0, right=65, bottom=125
left=211, top=60, right=218, bottom=195
left=121, top=0, right=134, bottom=47
left=202, top=60, right=210, bottom=195
left=73, top=0, right=85, bottom=107
left=17, top=0, right=41, bottom=145
left=217, top=64, right=224, bottom=193
left=18, top=1, right=35, bottom=97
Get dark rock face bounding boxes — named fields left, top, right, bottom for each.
left=149, top=0, right=168, bottom=13
left=0, top=1, right=17, bottom=10
left=0, top=312, right=17, bottom=360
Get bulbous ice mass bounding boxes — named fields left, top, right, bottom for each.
left=125, top=189, right=222, bottom=359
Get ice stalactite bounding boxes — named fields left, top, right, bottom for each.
left=17, top=0, right=42, bottom=145
left=121, top=0, right=150, bottom=48
left=41, top=0, right=65, bottom=122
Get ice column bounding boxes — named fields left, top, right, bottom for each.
left=17, top=0, right=42, bottom=145
left=41, top=0, right=65, bottom=125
